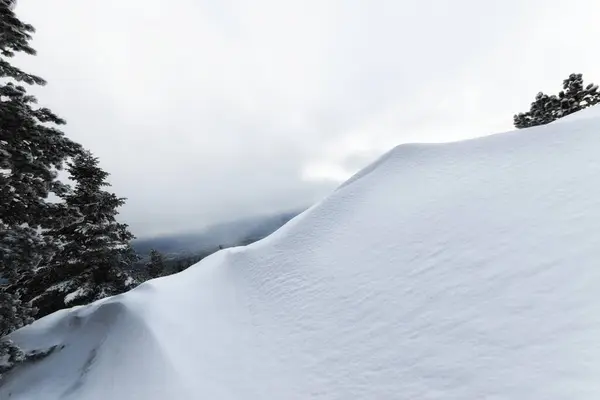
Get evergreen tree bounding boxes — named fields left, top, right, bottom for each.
left=175, top=259, right=186, bottom=273
left=1, top=225, right=54, bottom=334
left=514, top=73, right=600, bottom=129
left=21, top=151, right=138, bottom=318
left=0, top=4, right=80, bottom=228
left=0, top=0, right=81, bottom=364
left=559, top=73, right=600, bottom=114
left=145, top=249, right=165, bottom=279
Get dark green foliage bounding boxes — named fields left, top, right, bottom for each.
left=514, top=73, right=600, bottom=129
left=0, top=291, right=33, bottom=337
left=130, top=251, right=208, bottom=280
left=146, top=249, right=165, bottom=279
left=0, top=0, right=78, bottom=353
left=0, top=0, right=35, bottom=57
left=164, top=253, right=204, bottom=274
left=21, top=152, right=138, bottom=318
left=0, top=1, right=78, bottom=229
left=175, top=260, right=186, bottom=273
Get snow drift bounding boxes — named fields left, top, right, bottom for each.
left=4, top=107, right=600, bottom=399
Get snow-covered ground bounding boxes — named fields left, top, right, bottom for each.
left=4, top=107, right=600, bottom=399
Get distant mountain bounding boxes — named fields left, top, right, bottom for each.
left=132, top=209, right=302, bottom=259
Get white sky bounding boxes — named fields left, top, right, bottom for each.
left=13, top=0, right=600, bottom=236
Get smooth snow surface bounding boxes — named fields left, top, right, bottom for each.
left=4, top=107, right=600, bottom=399
left=556, top=103, right=600, bottom=123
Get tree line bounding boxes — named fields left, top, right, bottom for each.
left=141, top=249, right=209, bottom=280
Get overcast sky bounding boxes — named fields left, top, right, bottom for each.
left=13, top=0, right=600, bottom=236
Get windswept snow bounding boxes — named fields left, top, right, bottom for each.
left=555, top=103, right=600, bottom=123
left=4, top=107, right=600, bottom=399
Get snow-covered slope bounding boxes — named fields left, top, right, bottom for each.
left=556, top=102, right=600, bottom=124
left=4, top=108, right=600, bottom=399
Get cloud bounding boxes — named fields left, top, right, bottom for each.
left=13, top=0, right=600, bottom=235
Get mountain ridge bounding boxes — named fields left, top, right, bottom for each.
left=4, top=106, right=600, bottom=399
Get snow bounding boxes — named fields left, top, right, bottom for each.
left=63, top=288, right=85, bottom=305
left=42, top=280, right=70, bottom=294
left=0, top=354, right=10, bottom=370
left=4, top=106, right=600, bottom=398
left=555, top=103, right=600, bottom=123
left=123, top=276, right=135, bottom=287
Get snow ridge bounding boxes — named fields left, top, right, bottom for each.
left=4, top=106, right=600, bottom=399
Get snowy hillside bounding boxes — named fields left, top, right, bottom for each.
left=4, top=107, right=600, bottom=399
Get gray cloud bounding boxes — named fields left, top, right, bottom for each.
left=13, top=0, right=600, bottom=236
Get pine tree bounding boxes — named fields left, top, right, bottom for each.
left=0, top=0, right=82, bottom=364
left=21, top=151, right=139, bottom=318
left=145, top=249, right=165, bottom=279
left=559, top=73, right=600, bottom=114
left=175, top=260, right=184, bottom=273
left=514, top=73, right=600, bottom=129
left=0, top=225, right=54, bottom=330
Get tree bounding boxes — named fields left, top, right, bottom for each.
left=0, top=225, right=54, bottom=336
left=0, top=285, right=31, bottom=377
left=146, top=249, right=165, bottom=279
left=174, top=259, right=187, bottom=273
left=0, top=0, right=82, bottom=366
left=514, top=73, right=600, bottom=129
left=20, top=151, right=138, bottom=318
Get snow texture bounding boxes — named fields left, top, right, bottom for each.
left=4, top=106, right=600, bottom=398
